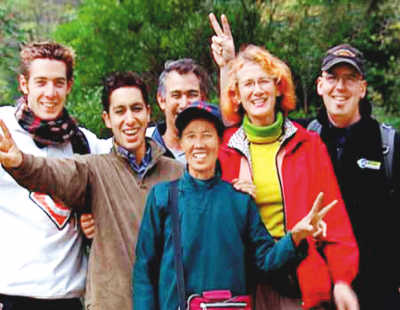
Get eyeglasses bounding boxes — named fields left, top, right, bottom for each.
left=322, top=73, right=363, bottom=87
left=238, top=78, right=275, bottom=90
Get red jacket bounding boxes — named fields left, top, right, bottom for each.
left=219, top=120, right=359, bottom=309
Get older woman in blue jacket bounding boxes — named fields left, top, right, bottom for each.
left=132, top=101, right=334, bottom=310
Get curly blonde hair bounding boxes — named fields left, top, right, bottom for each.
left=222, top=44, right=296, bottom=126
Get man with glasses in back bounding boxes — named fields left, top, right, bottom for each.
left=306, top=44, right=400, bottom=309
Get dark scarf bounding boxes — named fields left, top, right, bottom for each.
left=15, top=96, right=90, bottom=154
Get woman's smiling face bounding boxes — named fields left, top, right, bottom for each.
left=236, top=61, right=280, bottom=126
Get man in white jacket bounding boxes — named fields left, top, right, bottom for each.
left=0, top=41, right=110, bottom=310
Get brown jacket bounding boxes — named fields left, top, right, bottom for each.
left=9, top=140, right=184, bottom=310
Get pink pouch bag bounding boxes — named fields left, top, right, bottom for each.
left=186, top=290, right=252, bottom=309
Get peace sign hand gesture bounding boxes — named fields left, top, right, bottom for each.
left=0, top=119, right=23, bottom=168
left=209, top=13, right=235, bottom=67
left=291, top=192, right=337, bottom=246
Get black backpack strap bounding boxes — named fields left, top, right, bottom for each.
left=380, top=123, right=395, bottom=182
left=306, top=119, right=323, bottom=135
left=169, top=180, right=186, bottom=310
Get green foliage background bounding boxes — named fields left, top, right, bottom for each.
left=1, top=0, right=400, bottom=136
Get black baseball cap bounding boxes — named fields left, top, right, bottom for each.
left=321, top=44, right=365, bottom=76
left=175, top=101, right=224, bottom=137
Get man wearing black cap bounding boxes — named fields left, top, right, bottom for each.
left=308, top=44, right=400, bottom=309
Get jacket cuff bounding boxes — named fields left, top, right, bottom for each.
left=289, top=232, right=308, bottom=260
left=5, top=153, right=33, bottom=178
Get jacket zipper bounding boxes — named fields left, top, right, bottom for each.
left=276, top=146, right=288, bottom=233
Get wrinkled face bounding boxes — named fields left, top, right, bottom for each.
left=180, top=118, right=220, bottom=180
left=158, top=71, right=202, bottom=132
left=236, top=61, right=280, bottom=126
left=103, top=86, right=150, bottom=158
left=317, top=64, right=367, bottom=127
left=19, top=58, right=72, bottom=120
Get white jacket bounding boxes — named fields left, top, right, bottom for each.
left=0, top=106, right=112, bottom=299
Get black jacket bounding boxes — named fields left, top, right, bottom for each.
left=296, top=108, right=400, bottom=308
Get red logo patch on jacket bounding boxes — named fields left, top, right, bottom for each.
left=29, top=192, right=72, bottom=230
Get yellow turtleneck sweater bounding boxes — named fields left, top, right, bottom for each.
left=250, top=141, right=284, bottom=238
left=244, top=114, right=285, bottom=239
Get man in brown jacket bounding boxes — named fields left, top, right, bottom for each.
left=0, top=71, right=184, bottom=310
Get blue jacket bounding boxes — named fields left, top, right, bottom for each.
left=133, top=170, right=304, bottom=310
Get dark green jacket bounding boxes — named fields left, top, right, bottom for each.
left=133, top=170, right=302, bottom=310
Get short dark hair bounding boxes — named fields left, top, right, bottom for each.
left=102, top=71, right=149, bottom=112
left=157, top=58, right=210, bottom=99
left=20, top=41, right=75, bottom=82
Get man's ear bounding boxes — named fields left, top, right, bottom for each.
left=18, top=75, right=29, bottom=95
left=316, top=76, right=323, bottom=96
left=66, top=79, right=74, bottom=95
left=102, top=111, right=111, bottom=129
left=157, top=93, right=166, bottom=111
left=360, top=80, right=367, bottom=99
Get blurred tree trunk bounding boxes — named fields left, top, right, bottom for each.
left=367, top=0, right=380, bottom=14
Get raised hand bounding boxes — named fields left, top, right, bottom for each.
left=209, top=13, right=235, bottom=67
left=0, top=119, right=23, bottom=168
left=291, top=192, right=337, bottom=246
